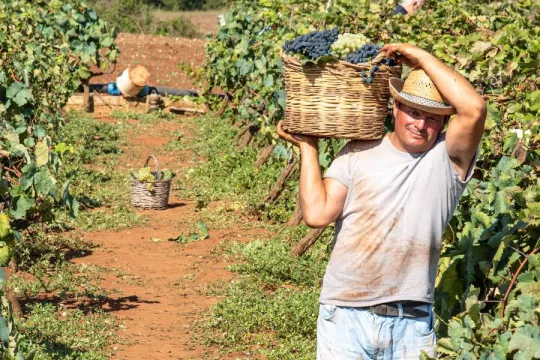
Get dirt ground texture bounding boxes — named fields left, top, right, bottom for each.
left=91, top=12, right=222, bottom=90
left=78, top=13, right=265, bottom=360
left=74, top=116, right=267, bottom=359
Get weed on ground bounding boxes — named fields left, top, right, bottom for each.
left=55, top=112, right=145, bottom=231
left=176, top=115, right=297, bottom=224
left=199, top=226, right=332, bottom=359
left=176, top=115, right=335, bottom=358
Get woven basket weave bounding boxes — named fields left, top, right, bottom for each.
left=281, top=51, right=401, bottom=139
left=131, top=155, right=171, bottom=210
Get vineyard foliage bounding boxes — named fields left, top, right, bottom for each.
left=0, top=0, right=118, bottom=355
left=0, top=0, right=118, bottom=221
left=198, top=0, right=540, bottom=357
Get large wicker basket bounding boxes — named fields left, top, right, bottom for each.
left=131, top=155, right=171, bottom=210
left=281, top=51, right=401, bottom=139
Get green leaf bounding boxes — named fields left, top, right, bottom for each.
left=503, top=132, right=519, bottom=153
left=0, top=315, right=9, bottom=345
left=196, top=221, right=209, bottom=240
left=35, top=139, right=49, bottom=166
left=494, top=192, right=512, bottom=215
left=33, top=168, right=54, bottom=196
left=6, top=82, right=24, bottom=98
left=78, top=66, right=91, bottom=80
left=527, top=202, right=540, bottom=216
left=508, top=325, right=540, bottom=360
left=12, top=88, right=32, bottom=106
left=436, top=338, right=458, bottom=356
left=11, top=195, right=35, bottom=219
left=470, top=41, right=492, bottom=55
left=62, top=180, right=79, bottom=217
left=485, top=102, right=501, bottom=130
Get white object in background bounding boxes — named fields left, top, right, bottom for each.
left=116, top=65, right=150, bottom=97
left=217, top=14, right=226, bottom=27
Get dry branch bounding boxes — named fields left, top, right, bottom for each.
left=501, top=247, right=539, bottom=318
left=254, top=144, right=276, bottom=168
left=235, top=122, right=259, bottom=150
left=82, top=82, right=91, bottom=113
left=291, top=227, right=327, bottom=257
left=233, top=123, right=251, bottom=143
left=263, top=156, right=298, bottom=204
left=7, top=260, right=23, bottom=317
left=287, top=195, right=303, bottom=226
left=216, top=95, right=230, bottom=116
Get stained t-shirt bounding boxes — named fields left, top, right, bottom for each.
left=320, top=133, right=476, bottom=307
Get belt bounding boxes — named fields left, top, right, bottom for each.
left=367, top=302, right=429, bottom=318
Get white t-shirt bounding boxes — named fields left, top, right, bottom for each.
left=321, top=133, right=476, bottom=307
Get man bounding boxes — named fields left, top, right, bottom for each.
left=277, top=43, right=486, bottom=359
left=393, top=0, right=426, bottom=16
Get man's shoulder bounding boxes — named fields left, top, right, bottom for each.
left=344, top=138, right=385, bottom=154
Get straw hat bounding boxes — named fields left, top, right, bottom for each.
left=389, top=69, right=456, bottom=115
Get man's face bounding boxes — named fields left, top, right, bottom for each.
left=392, top=101, right=446, bottom=153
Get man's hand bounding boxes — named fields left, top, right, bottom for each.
left=380, top=43, right=432, bottom=69
left=276, top=121, right=346, bottom=228
left=276, top=121, right=318, bottom=148
left=401, top=0, right=425, bottom=14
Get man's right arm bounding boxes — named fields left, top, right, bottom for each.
left=277, top=121, right=348, bottom=228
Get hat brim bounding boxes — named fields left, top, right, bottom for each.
left=389, top=78, right=456, bottom=116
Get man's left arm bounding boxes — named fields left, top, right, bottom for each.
left=382, top=44, right=487, bottom=180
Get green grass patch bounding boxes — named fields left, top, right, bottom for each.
left=109, top=110, right=176, bottom=125
left=16, top=303, right=117, bottom=360
left=55, top=112, right=145, bottom=231
left=200, top=226, right=332, bottom=358
left=177, top=115, right=297, bottom=223
left=178, top=115, right=335, bottom=357
left=6, top=224, right=114, bottom=359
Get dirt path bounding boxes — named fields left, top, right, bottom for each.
left=90, top=10, right=221, bottom=90
left=71, top=116, right=267, bottom=359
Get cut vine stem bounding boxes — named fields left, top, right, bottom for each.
left=263, top=155, right=298, bottom=204
left=287, top=195, right=303, bottom=226
left=236, top=123, right=259, bottom=150
left=291, top=227, right=327, bottom=257
left=216, top=95, right=230, bottom=116
left=500, top=246, right=539, bottom=318
left=233, top=122, right=255, bottom=143
left=254, top=144, right=276, bottom=169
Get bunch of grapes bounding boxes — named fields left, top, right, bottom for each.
left=282, top=28, right=339, bottom=60
left=360, top=66, right=380, bottom=84
left=345, top=43, right=381, bottom=64
left=345, top=43, right=398, bottom=66
left=330, top=33, right=369, bottom=59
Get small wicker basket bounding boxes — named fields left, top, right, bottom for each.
left=281, top=50, right=402, bottom=140
left=131, top=155, right=171, bottom=210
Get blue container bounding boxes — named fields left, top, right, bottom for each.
left=107, top=82, right=121, bottom=96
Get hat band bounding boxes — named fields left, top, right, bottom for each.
left=399, top=92, right=451, bottom=109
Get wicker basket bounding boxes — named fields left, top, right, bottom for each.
left=131, top=155, right=171, bottom=210
left=281, top=51, right=402, bottom=140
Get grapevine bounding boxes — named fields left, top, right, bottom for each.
left=199, top=0, right=540, bottom=358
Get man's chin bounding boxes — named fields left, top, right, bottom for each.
left=404, top=137, right=430, bottom=152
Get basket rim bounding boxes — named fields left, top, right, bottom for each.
left=279, top=49, right=401, bottom=71
left=131, top=179, right=172, bottom=185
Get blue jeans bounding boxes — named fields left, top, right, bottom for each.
left=317, top=303, right=436, bottom=359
